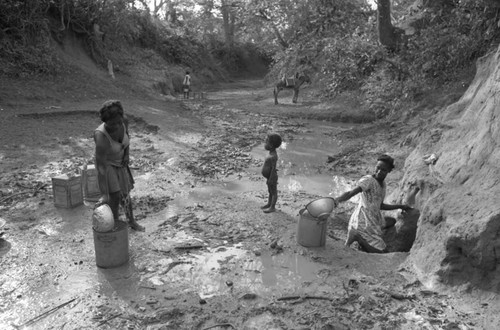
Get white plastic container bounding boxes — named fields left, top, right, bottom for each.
left=81, top=164, right=101, bottom=202
left=52, top=175, right=83, bottom=208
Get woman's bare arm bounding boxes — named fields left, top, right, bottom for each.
left=381, top=203, right=412, bottom=211
left=94, top=131, right=109, bottom=197
left=334, top=186, right=362, bottom=205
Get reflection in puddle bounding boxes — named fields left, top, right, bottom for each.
left=158, top=244, right=246, bottom=298
left=238, top=251, right=327, bottom=296
left=220, top=174, right=354, bottom=198
left=161, top=119, right=357, bottom=201
left=251, top=120, right=345, bottom=175
left=160, top=245, right=328, bottom=299
left=243, top=312, right=283, bottom=330
left=170, top=230, right=204, bottom=243
left=247, top=120, right=357, bottom=196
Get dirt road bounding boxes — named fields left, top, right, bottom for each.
left=0, top=80, right=489, bottom=329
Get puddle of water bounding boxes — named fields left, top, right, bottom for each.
left=243, top=312, right=285, bottom=330
left=145, top=118, right=358, bottom=203
left=252, top=121, right=347, bottom=171
left=220, top=173, right=355, bottom=200
left=189, top=118, right=357, bottom=197
left=169, top=230, right=205, bottom=243
left=247, top=120, right=358, bottom=196
left=159, top=245, right=331, bottom=299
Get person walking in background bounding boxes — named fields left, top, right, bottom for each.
left=94, top=100, right=145, bottom=232
left=332, top=154, right=411, bottom=253
left=182, top=71, right=191, bottom=99
left=261, top=133, right=282, bottom=213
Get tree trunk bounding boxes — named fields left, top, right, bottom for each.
left=221, top=0, right=236, bottom=49
left=377, top=0, right=397, bottom=51
left=221, top=0, right=235, bottom=49
left=152, top=0, right=166, bottom=17
left=166, top=1, right=177, bottom=23
left=201, top=0, right=215, bottom=42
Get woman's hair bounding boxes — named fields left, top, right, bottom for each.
left=267, top=133, right=282, bottom=149
left=99, top=100, right=124, bottom=122
left=378, top=154, right=395, bottom=170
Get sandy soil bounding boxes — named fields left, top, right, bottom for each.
left=0, top=74, right=494, bottom=329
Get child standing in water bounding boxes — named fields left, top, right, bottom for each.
left=261, top=133, right=282, bottom=213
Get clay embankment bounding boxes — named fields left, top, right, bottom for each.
left=402, top=45, right=500, bottom=291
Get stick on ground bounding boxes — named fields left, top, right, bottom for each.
left=201, top=323, right=236, bottom=330
left=277, top=295, right=334, bottom=302
left=16, top=298, right=77, bottom=328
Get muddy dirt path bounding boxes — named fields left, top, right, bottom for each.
left=0, top=80, right=492, bottom=329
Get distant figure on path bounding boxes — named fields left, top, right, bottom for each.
left=332, top=154, right=412, bottom=253
left=94, top=100, right=145, bottom=232
left=182, top=71, right=191, bottom=99
left=261, top=133, right=282, bottom=213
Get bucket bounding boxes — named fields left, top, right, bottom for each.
left=297, top=208, right=328, bottom=247
left=93, top=220, right=129, bottom=268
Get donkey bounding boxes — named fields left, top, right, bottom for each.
left=273, top=73, right=311, bottom=105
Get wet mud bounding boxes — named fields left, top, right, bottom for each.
left=0, top=81, right=491, bottom=329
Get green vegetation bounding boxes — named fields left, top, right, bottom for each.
left=1, top=0, right=499, bottom=114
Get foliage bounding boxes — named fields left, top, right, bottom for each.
left=266, top=0, right=378, bottom=93
left=316, top=34, right=383, bottom=95
left=0, top=0, right=55, bottom=75
left=402, top=0, right=500, bottom=81
left=207, top=38, right=271, bottom=74
left=0, top=42, right=63, bottom=76
left=0, top=0, right=50, bottom=45
left=262, top=0, right=500, bottom=117
left=357, top=0, right=500, bottom=117
left=2, top=0, right=500, bottom=114
left=0, top=0, right=228, bottom=77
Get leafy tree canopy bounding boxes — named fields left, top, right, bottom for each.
left=1, top=0, right=500, bottom=115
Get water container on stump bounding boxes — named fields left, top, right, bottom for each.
left=297, top=208, right=328, bottom=247
left=93, top=220, right=129, bottom=268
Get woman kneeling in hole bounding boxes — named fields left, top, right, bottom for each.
left=332, top=154, right=411, bottom=253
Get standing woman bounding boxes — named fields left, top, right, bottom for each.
left=94, top=100, right=145, bottom=232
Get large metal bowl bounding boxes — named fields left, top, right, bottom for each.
left=305, top=197, right=336, bottom=218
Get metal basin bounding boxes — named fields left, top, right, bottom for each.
left=305, top=197, right=336, bottom=218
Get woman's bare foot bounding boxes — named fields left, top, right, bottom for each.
left=261, top=204, right=271, bottom=209
left=263, top=207, right=276, bottom=213
left=130, top=221, right=145, bottom=232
